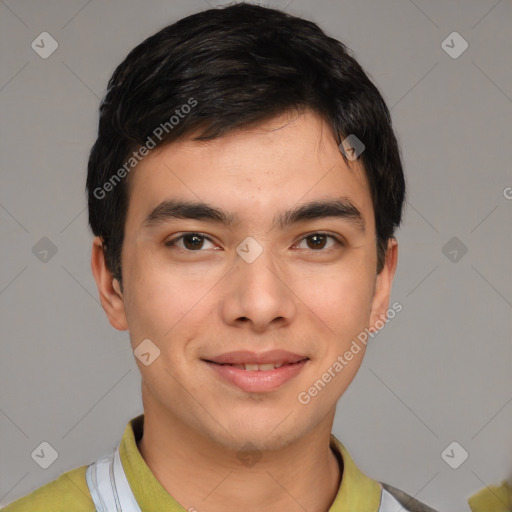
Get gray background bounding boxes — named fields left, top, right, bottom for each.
left=1, top=0, right=511, bottom=510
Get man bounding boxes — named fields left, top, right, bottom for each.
left=3, top=3, right=439, bottom=511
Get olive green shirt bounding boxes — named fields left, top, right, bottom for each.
left=2, top=414, right=402, bottom=512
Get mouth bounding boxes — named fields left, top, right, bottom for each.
left=202, top=349, right=308, bottom=366
left=203, top=354, right=310, bottom=393
left=206, top=360, right=308, bottom=371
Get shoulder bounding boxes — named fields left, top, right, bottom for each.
left=380, top=482, right=440, bottom=512
left=1, top=465, right=95, bottom=512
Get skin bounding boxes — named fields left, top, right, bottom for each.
left=91, top=109, right=398, bottom=512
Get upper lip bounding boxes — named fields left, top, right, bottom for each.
left=203, top=350, right=309, bottom=365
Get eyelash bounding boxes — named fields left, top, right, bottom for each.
left=164, top=232, right=344, bottom=252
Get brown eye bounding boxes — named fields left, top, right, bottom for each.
left=296, top=233, right=342, bottom=251
left=165, top=233, right=215, bottom=251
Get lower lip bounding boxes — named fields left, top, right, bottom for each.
left=205, top=360, right=309, bottom=393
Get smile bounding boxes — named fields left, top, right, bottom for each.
left=204, top=359, right=309, bottom=392
left=213, top=361, right=302, bottom=371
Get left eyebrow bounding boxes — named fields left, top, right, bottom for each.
left=142, top=197, right=366, bottom=233
left=277, top=197, right=365, bottom=232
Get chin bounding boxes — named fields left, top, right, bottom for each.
left=219, top=430, right=300, bottom=455
left=209, top=414, right=304, bottom=453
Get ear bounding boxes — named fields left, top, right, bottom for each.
left=368, top=238, right=398, bottom=334
left=90, top=236, right=128, bottom=331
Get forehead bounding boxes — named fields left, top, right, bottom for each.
left=125, top=110, right=374, bottom=233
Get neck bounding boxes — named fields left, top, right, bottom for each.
left=137, top=392, right=342, bottom=512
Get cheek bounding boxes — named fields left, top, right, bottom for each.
left=122, top=250, right=190, bottom=342
left=295, top=262, right=374, bottom=346
left=314, top=258, right=374, bottom=303
left=122, top=249, right=222, bottom=359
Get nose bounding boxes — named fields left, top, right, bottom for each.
left=219, top=242, right=297, bottom=334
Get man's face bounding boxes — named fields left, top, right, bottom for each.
left=96, top=109, right=397, bottom=452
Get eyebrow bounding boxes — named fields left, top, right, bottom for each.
left=143, top=197, right=366, bottom=233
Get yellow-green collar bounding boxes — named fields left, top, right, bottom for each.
left=328, top=434, right=382, bottom=511
left=120, top=414, right=382, bottom=512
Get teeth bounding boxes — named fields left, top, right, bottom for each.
left=241, top=362, right=285, bottom=371
left=219, top=361, right=299, bottom=370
